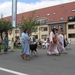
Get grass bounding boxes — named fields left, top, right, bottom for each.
left=0, top=45, right=22, bottom=50
left=14, top=46, right=22, bottom=49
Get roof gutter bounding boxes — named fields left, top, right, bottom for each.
left=47, top=21, right=67, bottom=25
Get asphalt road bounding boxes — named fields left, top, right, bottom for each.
left=0, top=44, right=75, bottom=75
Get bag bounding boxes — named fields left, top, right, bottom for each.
left=53, top=37, right=57, bottom=43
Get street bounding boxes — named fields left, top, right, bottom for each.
left=0, top=44, right=75, bottom=75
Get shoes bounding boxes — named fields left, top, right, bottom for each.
left=64, top=52, right=68, bottom=54
left=46, top=53, right=51, bottom=56
left=26, top=57, right=29, bottom=60
left=56, top=53, right=60, bottom=56
left=21, top=54, right=24, bottom=59
left=11, top=51, right=14, bottom=52
left=25, top=54, right=30, bottom=60
left=4, top=52, right=7, bottom=54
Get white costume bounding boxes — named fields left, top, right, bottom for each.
left=58, top=34, right=67, bottom=53
left=8, top=34, right=14, bottom=50
left=47, top=31, right=59, bottom=55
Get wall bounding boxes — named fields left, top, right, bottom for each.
left=66, top=22, right=75, bottom=44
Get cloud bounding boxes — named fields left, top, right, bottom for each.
left=0, top=1, right=12, bottom=17
left=0, top=0, right=75, bottom=17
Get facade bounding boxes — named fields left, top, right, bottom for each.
left=3, top=1, right=75, bottom=43
left=32, top=25, right=49, bottom=41
left=67, top=22, right=75, bottom=43
left=66, top=16, right=75, bottom=43
left=32, top=18, right=49, bottom=41
left=12, top=27, right=21, bottom=40
left=47, top=21, right=67, bottom=36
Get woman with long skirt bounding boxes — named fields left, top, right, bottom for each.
left=21, top=28, right=30, bottom=60
left=47, top=28, right=59, bottom=56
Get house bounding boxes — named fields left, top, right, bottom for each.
left=3, top=1, right=75, bottom=43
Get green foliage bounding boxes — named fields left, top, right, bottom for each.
left=0, top=19, right=12, bottom=32
left=0, top=45, right=21, bottom=50
left=20, top=11, right=39, bottom=34
left=0, top=19, right=13, bottom=40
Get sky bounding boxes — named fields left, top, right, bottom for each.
left=0, top=0, right=75, bottom=17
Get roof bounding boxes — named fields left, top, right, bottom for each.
left=3, top=1, right=75, bottom=24
left=47, top=21, right=67, bottom=25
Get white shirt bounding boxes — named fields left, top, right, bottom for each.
left=50, top=31, right=55, bottom=42
left=58, top=34, right=64, bottom=44
left=8, top=34, right=13, bottom=41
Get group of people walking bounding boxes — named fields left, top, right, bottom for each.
left=0, top=31, right=14, bottom=54
left=1, top=28, right=68, bottom=60
left=47, top=28, right=68, bottom=56
left=20, top=28, right=68, bottom=61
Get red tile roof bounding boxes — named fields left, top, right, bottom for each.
left=3, top=1, right=75, bottom=24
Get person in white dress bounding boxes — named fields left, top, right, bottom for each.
left=58, top=30, right=68, bottom=54
left=47, top=28, right=59, bottom=56
left=8, top=31, right=14, bottom=52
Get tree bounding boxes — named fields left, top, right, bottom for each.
left=20, top=11, right=40, bottom=34
left=0, top=19, right=12, bottom=40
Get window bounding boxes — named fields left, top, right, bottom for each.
left=42, top=35, right=48, bottom=39
left=41, top=27, right=47, bottom=31
left=16, top=25, right=19, bottom=28
left=41, top=19, right=48, bottom=25
left=36, top=21, right=40, bottom=25
left=47, top=13, right=50, bottom=16
left=50, top=18, right=54, bottom=22
left=51, top=26, right=55, bottom=29
left=68, top=34, right=75, bottom=38
left=69, top=16, right=73, bottom=19
left=36, top=16, right=39, bottom=18
left=72, top=8, right=75, bottom=12
left=64, top=10, right=67, bottom=13
left=58, top=25, right=63, bottom=30
left=53, top=12, right=56, bottom=15
left=68, top=24, right=75, bottom=29
left=15, top=30, right=19, bottom=33
left=33, top=35, right=38, bottom=39
left=68, top=16, right=75, bottom=22
left=44, top=27, right=47, bottom=31
left=60, top=17, right=64, bottom=21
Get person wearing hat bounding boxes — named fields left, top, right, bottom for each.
left=21, top=28, right=30, bottom=60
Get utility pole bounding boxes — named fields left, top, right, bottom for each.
left=12, top=0, right=17, bottom=39
left=0, top=13, right=3, bottom=53
left=12, top=0, right=17, bottom=27
left=0, top=34, right=1, bottom=52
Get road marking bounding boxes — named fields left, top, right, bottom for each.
left=0, top=67, right=29, bottom=75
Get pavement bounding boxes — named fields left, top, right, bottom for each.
left=0, top=44, right=75, bottom=75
